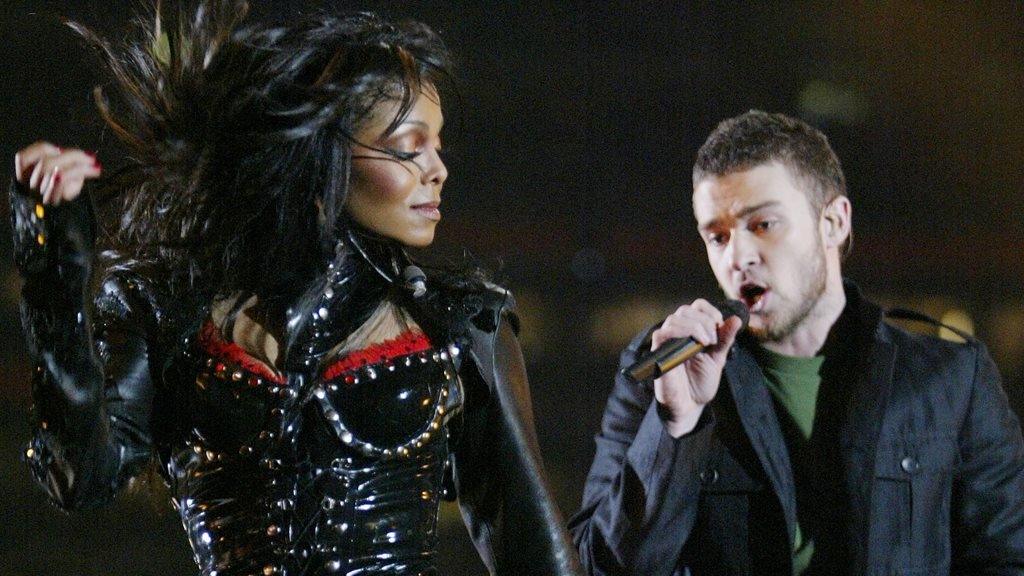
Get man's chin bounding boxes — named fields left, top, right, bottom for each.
left=746, top=317, right=770, bottom=341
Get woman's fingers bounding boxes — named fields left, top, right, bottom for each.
left=15, top=141, right=61, bottom=184
left=51, top=161, right=101, bottom=205
left=15, top=144, right=102, bottom=205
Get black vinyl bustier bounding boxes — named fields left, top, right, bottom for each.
left=10, top=180, right=583, bottom=576
left=160, top=232, right=467, bottom=576
left=173, top=324, right=464, bottom=576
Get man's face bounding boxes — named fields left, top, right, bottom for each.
left=693, top=162, right=828, bottom=342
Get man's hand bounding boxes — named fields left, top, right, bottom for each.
left=651, top=299, right=743, bottom=437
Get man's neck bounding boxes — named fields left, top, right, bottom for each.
left=759, top=275, right=847, bottom=357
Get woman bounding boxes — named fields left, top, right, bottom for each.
left=10, top=2, right=580, bottom=575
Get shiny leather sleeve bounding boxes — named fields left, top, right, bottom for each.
left=11, top=180, right=158, bottom=511
left=568, top=326, right=715, bottom=576
left=453, top=291, right=583, bottom=576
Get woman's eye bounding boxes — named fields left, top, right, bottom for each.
left=382, top=135, right=423, bottom=160
left=386, top=148, right=421, bottom=161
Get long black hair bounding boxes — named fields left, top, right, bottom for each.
left=73, top=0, right=454, bottom=343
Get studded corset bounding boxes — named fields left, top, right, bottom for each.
left=13, top=179, right=583, bottom=576
left=172, top=322, right=464, bottom=576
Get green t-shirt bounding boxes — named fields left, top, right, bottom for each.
left=754, top=346, right=825, bottom=576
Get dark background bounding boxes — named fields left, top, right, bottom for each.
left=2, top=1, right=1022, bottom=574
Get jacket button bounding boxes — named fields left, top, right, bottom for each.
left=699, top=468, right=719, bottom=485
left=901, top=456, right=921, bottom=474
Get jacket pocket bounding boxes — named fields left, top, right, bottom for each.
left=872, top=435, right=957, bottom=571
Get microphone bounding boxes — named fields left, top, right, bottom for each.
left=622, top=299, right=749, bottom=383
left=402, top=265, right=427, bottom=298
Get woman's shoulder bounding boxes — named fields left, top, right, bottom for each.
left=424, top=269, right=519, bottom=335
left=93, top=251, right=178, bottom=328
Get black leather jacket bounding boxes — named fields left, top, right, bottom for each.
left=10, top=180, right=582, bottom=576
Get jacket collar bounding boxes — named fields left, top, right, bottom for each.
left=723, top=278, right=895, bottom=559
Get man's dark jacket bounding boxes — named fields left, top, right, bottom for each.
left=570, top=282, right=1024, bottom=575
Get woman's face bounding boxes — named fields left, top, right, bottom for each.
left=346, top=88, right=448, bottom=248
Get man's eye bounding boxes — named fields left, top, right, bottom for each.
left=707, top=233, right=727, bottom=246
left=753, top=220, right=776, bottom=233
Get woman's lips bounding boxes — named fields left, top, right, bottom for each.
left=411, top=203, right=441, bottom=221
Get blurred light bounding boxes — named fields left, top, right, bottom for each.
left=798, top=80, right=870, bottom=125
left=590, top=296, right=684, bottom=353
left=939, top=308, right=974, bottom=342
left=571, top=248, right=606, bottom=283
left=510, top=290, right=552, bottom=357
left=989, top=303, right=1024, bottom=374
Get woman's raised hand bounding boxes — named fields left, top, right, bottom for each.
left=14, top=142, right=103, bottom=206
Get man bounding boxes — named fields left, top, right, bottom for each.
left=570, top=111, right=1024, bottom=575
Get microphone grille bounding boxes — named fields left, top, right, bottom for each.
left=718, top=299, right=750, bottom=329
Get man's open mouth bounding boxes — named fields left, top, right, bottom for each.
left=739, top=283, right=768, bottom=312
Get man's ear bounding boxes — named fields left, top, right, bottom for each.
left=821, top=195, right=852, bottom=248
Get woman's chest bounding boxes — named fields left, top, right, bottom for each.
left=166, top=321, right=465, bottom=464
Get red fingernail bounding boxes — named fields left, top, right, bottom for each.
left=93, top=160, right=103, bottom=170
left=54, top=173, right=62, bottom=184
left=85, top=151, right=97, bottom=158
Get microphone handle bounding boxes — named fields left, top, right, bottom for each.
left=624, top=337, right=704, bottom=382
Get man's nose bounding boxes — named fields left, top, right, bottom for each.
left=727, top=232, right=759, bottom=271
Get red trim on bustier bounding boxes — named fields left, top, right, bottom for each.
left=198, top=321, right=287, bottom=384
left=323, top=330, right=433, bottom=381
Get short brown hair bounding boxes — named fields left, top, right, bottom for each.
left=693, top=110, right=851, bottom=257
